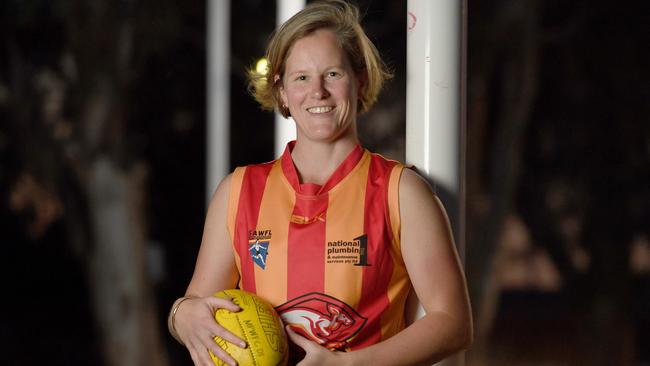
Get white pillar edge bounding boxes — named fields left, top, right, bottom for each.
left=274, top=0, right=304, bottom=157
left=207, top=0, right=230, bottom=204
left=406, top=0, right=466, bottom=365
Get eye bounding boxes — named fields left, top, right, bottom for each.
left=295, top=75, right=307, bottom=81
left=327, top=71, right=340, bottom=78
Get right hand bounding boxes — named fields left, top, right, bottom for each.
left=174, top=295, right=247, bottom=366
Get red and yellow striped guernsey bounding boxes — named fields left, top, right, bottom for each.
left=226, top=141, right=411, bottom=353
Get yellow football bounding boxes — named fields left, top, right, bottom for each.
left=210, top=289, right=288, bottom=366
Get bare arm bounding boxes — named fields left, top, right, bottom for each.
left=167, top=174, right=246, bottom=366
left=185, top=173, right=240, bottom=297
left=288, top=168, right=472, bottom=365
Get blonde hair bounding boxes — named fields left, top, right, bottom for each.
left=248, top=0, right=392, bottom=118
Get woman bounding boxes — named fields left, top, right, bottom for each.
left=168, top=1, right=472, bottom=365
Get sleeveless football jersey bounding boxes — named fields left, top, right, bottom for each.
left=226, top=141, right=411, bottom=352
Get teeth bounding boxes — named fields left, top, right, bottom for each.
left=307, top=106, right=333, bottom=114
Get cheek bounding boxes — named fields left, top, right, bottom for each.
left=336, top=83, right=357, bottom=107
left=280, top=88, right=289, bottom=106
left=284, top=86, right=307, bottom=106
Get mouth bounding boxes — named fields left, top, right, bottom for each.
left=306, top=106, right=334, bottom=114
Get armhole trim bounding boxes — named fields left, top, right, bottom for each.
left=387, top=164, right=405, bottom=256
left=227, top=167, right=246, bottom=244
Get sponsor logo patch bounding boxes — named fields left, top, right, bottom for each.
left=326, top=234, right=371, bottom=266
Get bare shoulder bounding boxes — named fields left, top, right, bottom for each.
left=398, top=168, right=447, bottom=220
left=207, top=172, right=234, bottom=210
left=398, top=167, right=433, bottom=195
left=202, top=172, right=236, bottom=244
left=214, top=172, right=234, bottom=198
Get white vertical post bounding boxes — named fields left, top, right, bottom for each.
left=274, top=0, right=304, bottom=157
left=406, top=0, right=466, bottom=365
left=406, top=0, right=461, bottom=189
left=207, top=0, right=230, bottom=202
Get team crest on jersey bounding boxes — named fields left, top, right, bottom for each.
left=248, top=229, right=272, bottom=269
left=276, top=292, right=367, bottom=350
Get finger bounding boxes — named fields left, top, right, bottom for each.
left=189, top=343, right=215, bottom=366
left=209, top=324, right=247, bottom=349
left=188, top=347, right=200, bottom=366
left=184, top=334, right=214, bottom=366
left=206, top=340, right=238, bottom=366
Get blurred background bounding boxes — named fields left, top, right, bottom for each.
left=1, top=0, right=648, bottom=365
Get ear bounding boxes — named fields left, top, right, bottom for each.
left=275, top=74, right=288, bottom=106
left=356, top=71, right=368, bottom=98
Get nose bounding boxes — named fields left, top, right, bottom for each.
left=311, top=78, right=330, bottom=99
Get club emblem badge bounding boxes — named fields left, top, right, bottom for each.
left=249, top=240, right=270, bottom=269
left=276, top=292, right=367, bottom=350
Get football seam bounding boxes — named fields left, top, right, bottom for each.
left=235, top=308, right=259, bottom=366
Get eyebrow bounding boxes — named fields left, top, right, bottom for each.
left=285, top=66, right=345, bottom=76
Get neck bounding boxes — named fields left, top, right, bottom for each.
left=290, top=135, right=359, bottom=185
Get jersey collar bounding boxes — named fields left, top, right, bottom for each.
left=280, top=140, right=364, bottom=196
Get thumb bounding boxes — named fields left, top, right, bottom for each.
left=285, top=325, right=312, bottom=350
left=205, top=295, right=241, bottom=313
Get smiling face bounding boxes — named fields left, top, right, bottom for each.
left=279, top=28, right=362, bottom=143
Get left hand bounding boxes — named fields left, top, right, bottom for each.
left=285, top=326, right=346, bottom=366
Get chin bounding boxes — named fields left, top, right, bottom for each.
left=304, top=132, right=338, bottom=142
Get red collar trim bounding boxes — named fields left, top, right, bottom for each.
left=280, top=140, right=363, bottom=196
